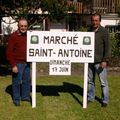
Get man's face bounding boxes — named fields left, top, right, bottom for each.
left=18, top=20, right=28, bottom=33
left=91, top=15, right=101, bottom=29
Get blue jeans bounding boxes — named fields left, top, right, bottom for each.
left=87, top=63, right=109, bottom=104
left=12, top=63, right=31, bottom=104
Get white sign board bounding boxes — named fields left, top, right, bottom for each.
left=27, top=31, right=94, bottom=62
left=27, top=31, right=94, bottom=75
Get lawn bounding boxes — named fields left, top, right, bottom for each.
left=0, top=71, right=120, bottom=120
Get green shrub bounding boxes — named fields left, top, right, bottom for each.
left=108, top=33, right=120, bottom=67
left=110, top=33, right=120, bottom=57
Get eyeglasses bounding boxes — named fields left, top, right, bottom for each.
left=20, top=25, right=28, bottom=27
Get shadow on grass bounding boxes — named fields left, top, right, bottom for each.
left=95, top=96, right=102, bottom=104
left=5, top=84, right=13, bottom=99
left=5, top=82, right=101, bottom=106
left=5, top=82, right=83, bottom=106
left=37, top=82, right=83, bottom=106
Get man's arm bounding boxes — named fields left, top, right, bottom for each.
left=103, top=28, right=110, bottom=62
left=6, top=34, right=17, bottom=71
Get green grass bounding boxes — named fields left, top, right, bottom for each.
left=0, top=73, right=120, bottom=120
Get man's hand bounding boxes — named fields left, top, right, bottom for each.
left=100, top=62, right=107, bottom=68
left=12, top=66, right=18, bottom=73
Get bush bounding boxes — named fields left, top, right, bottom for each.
left=108, top=33, right=120, bottom=67
left=110, top=33, right=120, bottom=57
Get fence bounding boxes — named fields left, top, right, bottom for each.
left=92, top=0, right=120, bottom=14
left=67, top=1, right=83, bottom=14
left=67, top=0, right=120, bottom=14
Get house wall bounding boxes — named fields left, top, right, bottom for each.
left=101, top=14, right=120, bottom=27
left=101, top=19, right=120, bottom=27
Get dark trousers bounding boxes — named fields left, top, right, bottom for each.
left=12, top=63, right=31, bottom=104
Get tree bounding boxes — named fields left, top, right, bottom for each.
left=0, top=0, right=43, bottom=28
left=40, top=0, right=75, bottom=22
left=0, top=0, right=75, bottom=25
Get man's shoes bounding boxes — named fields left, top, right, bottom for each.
left=101, top=103, right=107, bottom=107
left=13, top=102, right=20, bottom=106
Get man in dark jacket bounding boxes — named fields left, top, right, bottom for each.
left=6, top=19, right=31, bottom=106
left=87, top=13, right=110, bottom=107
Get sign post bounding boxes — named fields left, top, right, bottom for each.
left=32, top=62, right=36, bottom=108
left=27, top=31, right=94, bottom=108
left=83, top=63, right=88, bottom=108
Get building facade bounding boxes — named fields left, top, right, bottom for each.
left=67, top=0, right=120, bottom=32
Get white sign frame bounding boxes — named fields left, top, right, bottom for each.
left=27, top=31, right=95, bottom=108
